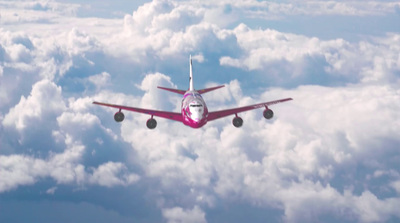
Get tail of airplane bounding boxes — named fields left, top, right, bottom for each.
left=189, top=55, right=194, bottom=91
left=157, top=55, right=225, bottom=95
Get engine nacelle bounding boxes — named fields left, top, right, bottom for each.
left=114, top=111, right=125, bottom=122
left=232, top=116, right=243, bottom=128
left=263, top=109, right=274, bottom=119
left=146, top=118, right=157, bottom=129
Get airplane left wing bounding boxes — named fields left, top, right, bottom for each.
left=93, top=101, right=183, bottom=122
left=208, top=98, right=293, bottom=121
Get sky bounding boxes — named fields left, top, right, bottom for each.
left=0, top=0, right=400, bottom=222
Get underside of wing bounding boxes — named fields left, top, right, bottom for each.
left=93, top=101, right=183, bottom=122
left=208, top=98, right=293, bottom=121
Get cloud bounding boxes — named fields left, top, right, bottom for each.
left=89, top=162, right=140, bottom=187
left=162, top=205, right=206, bottom=223
left=202, top=79, right=242, bottom=104
left=191, top=53, right=205, bottom=63
left=0, top=0, right=79, bottom=25
left=137, top=72, right=179, bottom=110
left=1, top=0, right=400, bottom=222
left=88, top=72, right=111, bottom=89
left=118, top=79, right=400, bottom=222
left=108, top=0, right=240, bottom=60
left=219, top=24, right=400, bottom=87
left=0, top=135, right=139, bottom=192
left=221, top=1, right=400, bottom=18
left=0, top=154, right=46, bottom=192
left=3, top=79, right=65, bottom=131
left=1, top=71, right=138, bottom=193
left=46, top=186, right=57, bottom=195
left=276, top=182, right=400, bottom=223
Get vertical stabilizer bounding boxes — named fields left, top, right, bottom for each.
left=189, top=55, right=194, bottom=91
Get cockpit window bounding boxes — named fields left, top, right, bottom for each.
left=190, top=104, right=203, bottom=107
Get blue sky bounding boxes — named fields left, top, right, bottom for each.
left=1, top=0, right=400, bottom=222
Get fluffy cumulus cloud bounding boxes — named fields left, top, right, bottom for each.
left=0, top=77, right=139, bottom=192
left=1, top=0, right=400, bottom=223
left=119, top=81, right=400, bottom=222
left=220, top=25, right=400, bottom=87
left=3, top=79, right=65, bottom=130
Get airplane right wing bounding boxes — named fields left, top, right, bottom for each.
left=207, top=98, right=293, bottom=121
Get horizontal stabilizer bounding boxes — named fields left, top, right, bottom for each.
left=197, top=85, right=225, bottom=94
left=157, top=86, right=186, bottom=95
left=158, top=85, right=225, bottom=95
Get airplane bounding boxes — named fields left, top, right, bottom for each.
left=93, top=56, right=293, bottom=129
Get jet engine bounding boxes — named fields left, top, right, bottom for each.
left=232, top=116, right=243, bottom=128
left=146, top=118, right=157, bottom=129
left=114, top=111, right=125, bottom=122
left=263, top=109, right=274, bottom=119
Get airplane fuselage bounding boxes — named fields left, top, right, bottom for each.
left=181, top=90, right=208, bottom=128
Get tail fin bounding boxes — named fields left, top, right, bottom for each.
left=189, top=55, right=194, bottom=91
left=158, top=56, right=225, bottom=95
left=156, top=55, right=194, bottom=95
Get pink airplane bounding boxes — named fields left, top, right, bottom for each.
left=93, top=56, right=292, bottom=129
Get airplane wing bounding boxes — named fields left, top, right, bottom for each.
left=207, top=98, right=293, bottom=121
left=93, top=101, right=183, bottom=122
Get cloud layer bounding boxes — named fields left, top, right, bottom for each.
left=1, top=0, right=399, bottom=222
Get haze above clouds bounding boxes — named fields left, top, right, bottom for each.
left=1, top=0, right=399, bottom=222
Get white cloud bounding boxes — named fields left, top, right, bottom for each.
left=0, top=135, right=85, bottom=192
left=46, top=186, right=57, bottom=195
left=108, top=1, right=239, bottom=59
left=353, top=191, right=400, bottom=223
left=89, top=162, right=140, bottom=187
left=221, top=1, right=400, bottom=18
left=2, top=79, right=65, bottom=130
left=0, top=135, right=139, bottom=192
left=66, top=28, right=101, bottom=56
left=0, top=154, right=47, bottom=192
left=391, top=181, right=400, bottom=194
left=219, top=24, right=400, bottom=86
left=0, top=1, right=79, bottom=25
left=137, top=72, right=180, bottom=110
left=57, top=112, right=100, bottom=133
left=1, top=0, right=400, bottom=222
left=162, top=205, right=206, bottom=223
left=88, top=72, right=111, bottom=89
left=191, top=53, right=204, bottom=63
left=67, top=96, right=96, bottom=113
left=119, top=78, right=400, bottom=222
left=275, top=182, right=400, bottom=223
